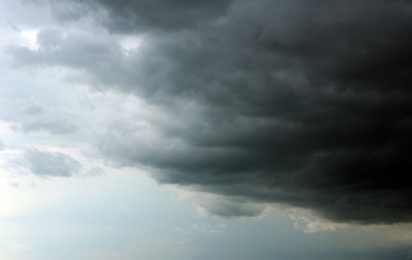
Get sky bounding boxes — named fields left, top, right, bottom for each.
left=1, top=0, right=412, bottom=259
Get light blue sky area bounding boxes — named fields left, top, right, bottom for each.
left=1, top=170, right=411, bottom=260
left=0, top=170, right=409, bottom=260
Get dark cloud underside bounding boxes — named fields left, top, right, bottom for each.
left=15, top=0, right=412, bottom=223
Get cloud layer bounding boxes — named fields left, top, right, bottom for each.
left=10, top=0, right=412, bottom=223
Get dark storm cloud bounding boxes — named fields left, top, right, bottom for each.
left=24, top=149, right=81, bottom=177
left=12, top=0, right=412, bottom=223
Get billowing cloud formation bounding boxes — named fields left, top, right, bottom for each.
left=12, top=0, right=412, bottom=223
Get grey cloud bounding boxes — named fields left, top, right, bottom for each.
left=86, top=166, right=105, bottom=177
left=36, top=28, right=64, bottom=50
left=8, top=28, right=130, bottom=93
left=8, top=180, right=20, bottom=188
left=201, top=200, right=265, bottom=218
left=0, top=100, right=78, bottom=135
left=18, top=119, right=77, bottom=134
left=46, top=0, right=101, bottom=24
left=43, top=0, right=232, bottom=32
left=99, top=0, right=232, bottom=31
left=11, top=0, right=412, bottom=223
left=0, top=140, right=4, bottom=150
left=9, top=28, right=121, bottom=68
left=24, top=149, right=81, bottom=177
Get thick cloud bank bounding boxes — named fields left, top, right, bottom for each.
left=14, top=0, right=412, bottom=223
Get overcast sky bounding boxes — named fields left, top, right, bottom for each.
left=1, top=0, right=412, bottom=259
